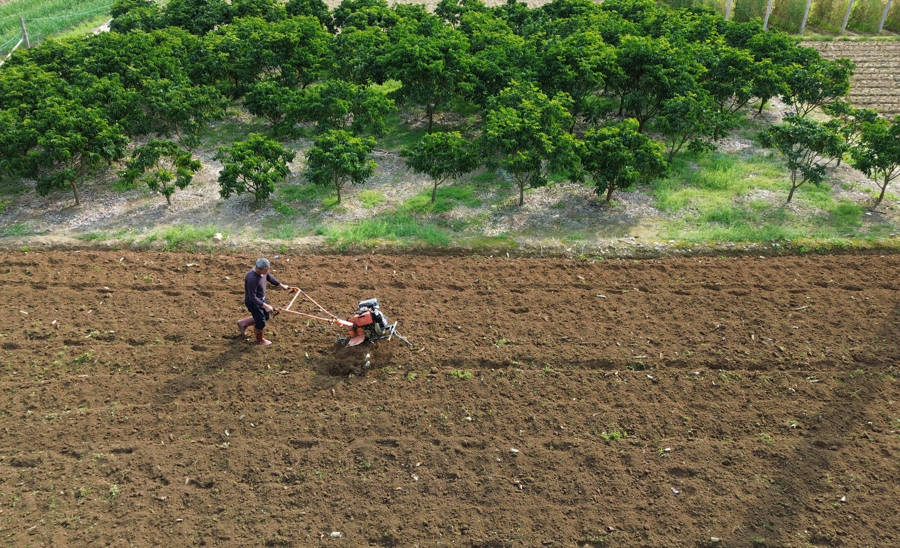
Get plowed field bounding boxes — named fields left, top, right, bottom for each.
left=1, top=250, right=898, bottom=546
left=807, top=41, right=900, bottom=118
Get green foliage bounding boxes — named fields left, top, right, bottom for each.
left=216, top=134, right=295, bottom=203
left=22, top=96, right=128, bottom=205
left=537, top=25, right=617, bottom=123
left=482, top=81, right=578, bottom=206
left=331, top=24, right=390, bottom=85
left=304, top=129, right=376, bottom=203
left=402, top=131, right=479, bottom=203
left=136, top=81, right=227, bottom=145
left=458, top=11, right=527, bottom=108
left=286, top=0, right=334, bottom=31
left=203, top=16, right=332, bottom=95
left=110, top=0, right=162, bottom=33
left=232, top=0, right=287, bottom=22
left=297, top=79, right=395, bottom=135
left=782, top=57, right=854, bottom=118
left=652, top=151, right=887, bottom=243
left=244, top=80, right=298, bottom=129
left=731, top=0, right=806, bottom=32
left=849, top=115, right=900, bottom=208
left=332, top=0, right=397, bottom=31
left=436, top=0, right=489, bottom=25
left=613, top=34, right=704, bottom=132
left=654, top=91, right=717, bottom=160
left=581, top=119, right=666, bottom=202
left=162, top=0, right=232, bottom=35
left=119, top=140, right=201, bottom=206
left=384, top=11, right=471, bottom=133
left=599, top=429, right=627, bottom=442
left=448, top=369, right=473, bottom=380
left=700, top=43, right=758, bottom=135
left=760, top=115, right=845, bottom=203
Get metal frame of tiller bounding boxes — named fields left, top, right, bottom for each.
left=274, top=290, right=411, bottom=347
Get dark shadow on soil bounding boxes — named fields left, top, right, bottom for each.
left=740, top=301, right=900, bottom=545
left=154, top=339, right=249, bottom=406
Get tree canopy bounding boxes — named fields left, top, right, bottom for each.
left=304, top=129, right=377, bottom=203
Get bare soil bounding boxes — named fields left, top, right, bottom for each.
left=1, top=250, right=897, bottom=546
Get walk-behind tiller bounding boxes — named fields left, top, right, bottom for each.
left=274, top=289, right=412, bottom=348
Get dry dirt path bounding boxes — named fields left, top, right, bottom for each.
left=0, top=250, right=897, bottom=546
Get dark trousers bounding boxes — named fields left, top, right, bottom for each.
left=246, top=302, right=270, bottom=330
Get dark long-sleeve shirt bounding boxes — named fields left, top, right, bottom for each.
left=244, top=269, right=282, bottom=307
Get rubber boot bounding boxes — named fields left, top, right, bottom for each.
left=255, top=328, right=272, bottom=346
left=237, top=316, right=254, bottom=337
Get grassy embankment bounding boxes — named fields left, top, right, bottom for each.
left=71, top=110, right=899, bottom=254
left=0, top=1, right=112, bottom=55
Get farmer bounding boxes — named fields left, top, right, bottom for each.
left=237, top=258, right=299, bottom=345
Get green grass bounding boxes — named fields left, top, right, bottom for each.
left=0, top=177, right=28, bottom=196
left=651, top=151, right=896, bottom=243
left=263, top=220, right=305, bottom=240
left=53, top=14, right=110, bottom=40
left=320, top=211, right=450, bottom=249
left=356, top=189, right=386, bottom=209
left=77, top=228, right=133, bottom=242
left=0, top=1, right=113, bottom=54
left=198, top=116, right=269, bottom=146
left=143, top=224, right=220, bottom=250
left=378, top=112, right=428, bottom=150
left=277, top=183, right=338, bottom=213
left=0, top=222, right=29, bottom=237
left=653, top=152, right=785, bottom=213
left=402, top=184, right=481, bottom=214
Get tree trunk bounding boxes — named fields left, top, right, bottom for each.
left=432, top=181, right=438, bottom=204
left=617, top=95, right=624, bottom=117
left=874, top=178, right=888, bottom=208
left=165, top=191, right=172, bottom=206
left=606, top=185, right=614, bottom=202
left=335, top=174, right=342, bottom=204
left=427, top=104, right=434, bottom=134
left=519, top=181, right=524, bottom=207
left=787, top=183, right=798, bottom=203
left=758, top=98, right=767, bottom=115
left=70, top=180, right=81, bottom=206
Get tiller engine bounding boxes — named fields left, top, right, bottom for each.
left=275, top=290, right=411, bottom=348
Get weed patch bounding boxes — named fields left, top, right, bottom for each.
left=322, top=212, right=450, bottom=248
left=144, top=225, right=220, bottom=250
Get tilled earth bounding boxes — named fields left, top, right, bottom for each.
left=0, top=250, right=898, bottom=546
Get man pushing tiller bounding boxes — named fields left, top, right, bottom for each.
left=237, top=258, right=298, bottom=345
